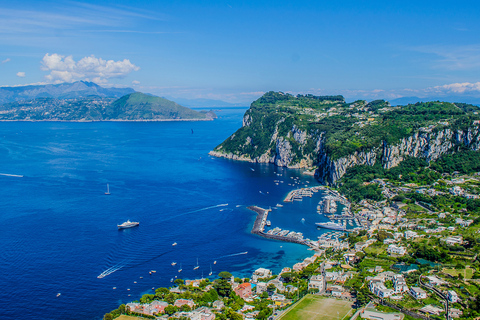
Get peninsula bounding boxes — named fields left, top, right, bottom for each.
left=0, top=82, right=216, bottom=121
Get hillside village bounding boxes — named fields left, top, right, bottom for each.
left=104, top=164, right=480, bottom=320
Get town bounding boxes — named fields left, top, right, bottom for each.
left=105, top=168, right=480, bottom=320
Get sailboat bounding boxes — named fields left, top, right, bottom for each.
left=193, top=258, right=199, bottom=270
left=105, top=184, right=110, bottom=195
left=208, top=264, right=213, bottom=276
left=178, top=264, right=182, bottom=273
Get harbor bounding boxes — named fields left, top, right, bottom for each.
left=248, top=206, right=313, bottom=247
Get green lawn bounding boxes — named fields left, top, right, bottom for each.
left=116, top=316, right=143, bottom=320
left=279, top=295, right=354, bottom=320
left=364, top=244, right=387, bottom=255
left=443, top=267, right=474, bottom=279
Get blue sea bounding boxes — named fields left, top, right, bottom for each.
left=0, top=108, right=331, bottom=320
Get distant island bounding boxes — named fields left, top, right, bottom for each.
left=0, top=82, right=216, bottom=121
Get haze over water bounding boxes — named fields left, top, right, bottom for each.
left=0, top=108, right=330, bottom=319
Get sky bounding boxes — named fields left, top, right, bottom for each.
left=1, top=0, right=480, bottom=104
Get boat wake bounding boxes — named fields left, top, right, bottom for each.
left=97, top=260, right=128, bottom=279
left=0, top=173, right=23, bottom=178
left=187, top=203, right=228, bottom=214
left=218, top=251, right=248, bottom=258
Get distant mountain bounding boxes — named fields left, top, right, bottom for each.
left=105, top=93, right=213, bottom=120
left=0, top=92, right=215, bottom=121
left=0, top=81, right=135, bottom=104
left=390, top=95, right=480, bottom=106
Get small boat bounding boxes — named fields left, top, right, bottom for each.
left=178, top=264, right=182, bottom=273
left=213, top=260, right=217, bottom=265
left=113, top=287, right=116, bottom=289
left=209, top=264, right=213, bottom=276
left=56, top=293, right=61, bottom=297
left=170, top=278, right=173, bottom=282
left=150, top=270, right=156, bottom=273
left=105, top=184, right=110, bottom=195
left=134, top=281, right=137, bottom=284
left=172, top=242, right=177, bottom=246
left=171, top=262, right=177, bottom=266
left=193, top=258, right=199, bottom=270
left=276, top=203, right=283, bottom=207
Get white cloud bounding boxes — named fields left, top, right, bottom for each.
left=429, top=82, right=480, bottom=94
left=2, top=58, right=10, bottom=64
left=16, top=71, right=25, bottom=77
left=132, top=80, right=140, bottom=85
left=41, top=53, right=140, bottom=83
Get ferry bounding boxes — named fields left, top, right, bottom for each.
left=315, top=221, right=346, bottom=231
left=117, top=220, right=139, bottom=229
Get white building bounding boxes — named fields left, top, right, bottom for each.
left=387, top=244, right=406, bottom=256
left=404, top=230, right=418, bottom=239
left=308, top=274, right=325, bottom=292
left=447, top=290, right=459, bottom=303
left=410, top=287, right=427, bottom=299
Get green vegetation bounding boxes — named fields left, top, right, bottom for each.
left=279, top=295, right=353, bottom=320
left=214, top=92, right=480, bottom=169
left=0, top=92, right=214, bottom=121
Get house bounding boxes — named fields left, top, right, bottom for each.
left=256, top=282, right=267, bottom=294
left=419, top=304, right=443, bottom=315
left=393, top=275, right=409, bottom=293
left=443, top=236, right=463, bottom=246
left=369, top=280, right=394, bottom=298
left=410, top=287, right=427, bottom=299
left=253, top=268, right=272, bottom=279
left=425, top=276, right=447, bottom=286
left=308, top=274, right=325, bottom=292
left=267, top=278, right=285, bottom=292
left=174, top=299, right=195, bottom=309
left=447, top=290, right=459, bottom=303
left=212, top=300, right=224, bottom=310
left=387, top=244, right=406, bottom=256
left=149, top=301, right=168, bottom=314
left=234, top=282, right=252, bottom=299
left=190, top=307, right=215, bottom=320
left=404, top=230, right=418, bottom=239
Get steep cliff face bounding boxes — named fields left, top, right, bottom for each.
left=314, top=127, right=480, bottom=184
left=210, top=92, right=480, bottom=184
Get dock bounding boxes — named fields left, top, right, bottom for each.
left=248, top=206, right=311, bottom=247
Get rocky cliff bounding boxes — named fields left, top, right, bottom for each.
left=210, top=92, right=480, bottom=184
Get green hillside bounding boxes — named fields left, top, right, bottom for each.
left=106, top=92, right=209, bottom=120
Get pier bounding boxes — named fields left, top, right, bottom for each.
left=248, top=206, right=311, bottom=247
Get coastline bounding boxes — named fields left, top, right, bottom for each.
left=0, top=118, right=214, bottom=122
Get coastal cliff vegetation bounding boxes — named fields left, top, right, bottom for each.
left=211, top=91, right=480, bottom=184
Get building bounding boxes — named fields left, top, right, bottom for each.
left=256, top=282, right=267, bottom=294
left=212, top=300, right=224, bottom=310
left=410, top=287, right=427, bottom=299
left=308, top=274, right=325, bottom=292
left=252, top=268, right=272, bottom=280
left=443, top=236, right=463, bottom=246
left=361, top=309, right=404, bottom=320
left=447, top=290, right=459, bottom=303
left=387, top=244, right=406, bottom=256
left=174, top=299, right=195, bottom=309
left=234, top=282, right=252, bottom=299
left=393, top=275, right=409, bottom=293
left=404, top=230, right=418, bottom=239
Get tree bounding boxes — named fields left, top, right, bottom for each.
left=218, top=271, right=232, bottom=280
left=174, top=278, right=184, bottom=286
left=180, top=304, right=191, bottom=312
left=164, top=305, right=176, bottom=315
left=103, top=313, right=113, bottom=320
left=214, top=279, right=232, bottom=297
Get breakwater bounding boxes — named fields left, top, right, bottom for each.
left=248, top=206, right=310, bottom=247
